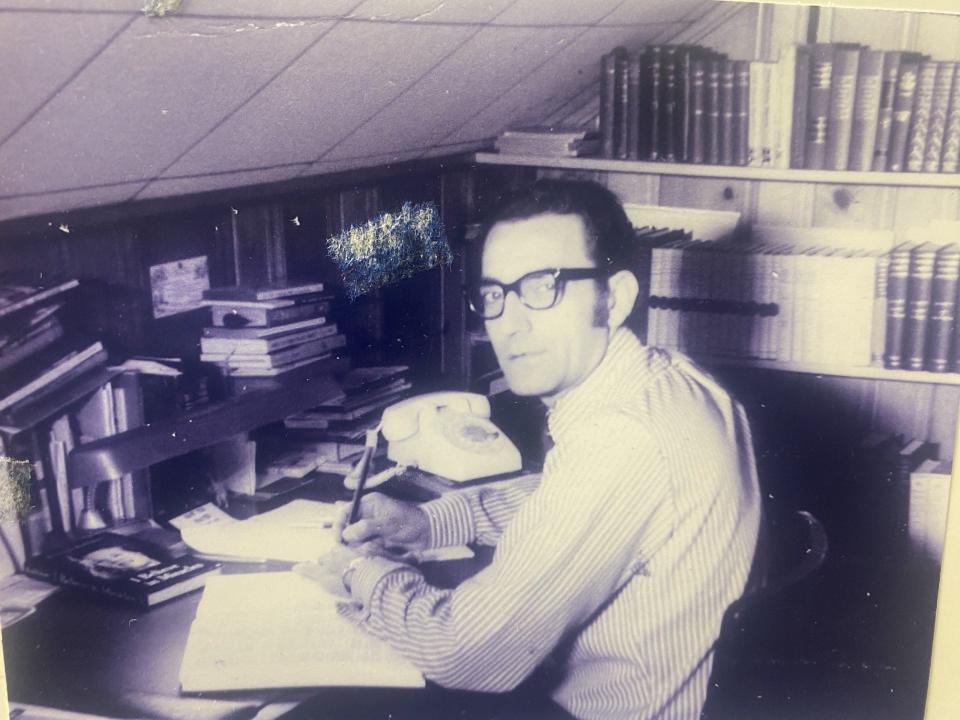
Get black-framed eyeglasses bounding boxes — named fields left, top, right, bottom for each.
left=467, top=267, right=610, bottom=320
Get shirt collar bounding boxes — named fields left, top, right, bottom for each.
left=546, top=328, right=668, bottom=442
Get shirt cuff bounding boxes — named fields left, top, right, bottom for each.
left=421, top=491, right=477, bottom=548
left=349, top=555, right=417, bottom=609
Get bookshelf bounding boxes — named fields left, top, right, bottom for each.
left=474, top=153, right=960, bottom=189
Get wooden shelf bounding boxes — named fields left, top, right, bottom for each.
left=694, top=355, right=960, bottom=385
left=67, top=373, right=342, bottom=488
left=473, top=153, right=960, bottom=188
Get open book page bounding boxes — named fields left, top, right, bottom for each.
left=179, top=571, right=425, bottom=692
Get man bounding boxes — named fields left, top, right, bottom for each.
left=301, top=179, right=761, bottom=720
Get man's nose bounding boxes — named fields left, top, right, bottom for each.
left=496, top=290, right=532, bottom=334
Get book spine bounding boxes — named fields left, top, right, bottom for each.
left=805, top=44, right=835, bottom=170
left=210, top=301, right=322, bottom=327
left=200, top=323, right=337, bottom=354
left=599, top=52, right=616, bottom=158
left=873, top=51, right=903, bottom=171
left=906, top=60, right=939, bottom=172
left=789, top=46, right=811, bottom=169
left=690, top=56, right=707, bottom=164
left=923, top=62, right=957, bottom=172
left=902, top=244, right=937, bottom=371
left=825, top=45, right=862, bottom=171
left=662, top=46, right=679, bottom=162
left=848, top=49, right=884, bottom=172
left=872, top=253, right=889, bottom=366
left=941, top=65, right=960, bottom=172
left=925, top=245, right=960, bottom=372
left=763, top=62, right=779, bottom=168
left=887, top=53, right=922, bottom=172
left=720, top=58, right=735, bottom=166
left=734, top=60, right=750, bottom=166
left=883, top=244, right=912, bottom=369
left=706, top=56, right=722, bottom=165
left=645, top=46, right=662, bottom=160
left=680, top=47, right=694, bottom=163
left=748, top=61, right=763, bottom=167
left=627, top=51, right=642, bottom=160
left=615, top=47, right=630, bottom=159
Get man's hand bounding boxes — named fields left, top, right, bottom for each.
left=339, top=492, right=430, bottom=555
left=293, top=544, right=361, bottom=599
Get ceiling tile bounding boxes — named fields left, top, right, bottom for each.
left=135, top=165, right=307, bottom=200
left=0, top=2, right=137, bottom=11
left=0, top=11, right=131, bottom=140
left=599, top=0, right=710, bottom=26
left=446, top=24, right=671, bottom=143
left=347, top=0, right=514, bottom=23
left=177, top=1, right=358, bottom=18
left=0, top=182, right=144, bottom=224
left=163, top=21, right=474, bottom=177
left=0, top=14, right=335, bottom=195
left=324, top=25, right=578, bottom=159
left=491, top=0, right=623, bottom=26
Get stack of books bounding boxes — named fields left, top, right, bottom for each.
left=495, top=127, right=599, bottom=157
left=283, top=365, right=411, bottom=469
left=0, top=276, right=109, bottom=427
left=595, top=42, right=960, bottom=174
left=199, top=282, right=347, bottom=391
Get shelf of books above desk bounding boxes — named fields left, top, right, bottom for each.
left=473, top=153, right=960, bottom=189
left=67, top=372, right=344, bottom=489
left=693, top=355, right=960, bottom=386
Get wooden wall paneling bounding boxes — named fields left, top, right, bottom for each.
left=228, top=202, right=287, bottom=288
left=536, top=168, right=605, bottom=184
left=929, top=385, right=960, bottom=459
left=658, top=176, right=750, bottom=214
left=914, top=11, right=960, bottom=57
left=606, top=172, right=660, bottom=206
left=811, top=184, right=896, bottom=230
left=826, top=7, right=906, bottom=50
left=440, top=168, right=476, bottom=384
left=280, top=198, right=331, bottom=284
left=892, top=188, right=960, bottom=232
left=754, top=180, right=816, bottom=226
left=211, top=209, right=238, bottom=288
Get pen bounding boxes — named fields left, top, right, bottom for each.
left=346, top=424, right=380, bottom=525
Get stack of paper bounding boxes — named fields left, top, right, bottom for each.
left=179, top=571, right=425, bottom=691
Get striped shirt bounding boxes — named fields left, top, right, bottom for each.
left=348, top=328, right=761, bottom=720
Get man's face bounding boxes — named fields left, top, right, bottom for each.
left=482, top=213, right=611, bottom=405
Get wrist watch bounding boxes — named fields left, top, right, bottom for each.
left=341, top=556, right=365, bottom=593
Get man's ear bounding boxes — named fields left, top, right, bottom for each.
left=605, top=269, right=640, bottom=331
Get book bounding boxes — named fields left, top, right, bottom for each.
left=627, top=51, right=642, bottom=159
left=719, top=58, right=736, bottom=166
left=202, top=315, right=329, bottom=339
left=23, top=532, right=220, bottom=608
left=643, top=45, right=662, bottom=160
left=702, top=54, right=720, bottom=165
left=615, top=47, right=630, bottom=159
left=733, top=60, right=750, bottom=166
left=0, top=315, right=64, bottom=374
left=204, top=334, right=347, bottom=368
left=848, top=49, right=884, bottom=171
left=748, top=61, right=767, bottom=167
left=923, top=61, right=957, bottom=172
left=661, top=46, right=680, bottom=162
left=0, top=341, right=107, bottom=415
left=779, top=44, right=811, bottom=170
left=925, top=244, right=960, bottom=372
left=883, top=243, right=913, bottom=369
left=902, top=242, right=938, bottom=371
left=824, top=44, right=862, bottom=171
left=688, top=54, right=707, bottom=163
left=905, top=59, right=939, bottom=172
left=179, top=571, right=425, bottom=692
left=340, top=365, right=410, bottom=395
left=599, top=51, right=617, bottom=158
left=226, top=352, right=349, bottom=394
left=202, top=281, right=325, bottom=302
left=208, top=298, right=329, bottom=328
left=200, top=322, right=338, bottom=355
left=887, top=52, right=923, bottom=172
left=804, top=44, right=835, bottom=170
left=909, top=458, right=952, bottom=562
left=496, top=128, right=599, bottom=157
left=872, top=51, right=904, bottom=171
left=941, top=65, right=960, bottom=172
left=0, top=278, right=78, bottom=321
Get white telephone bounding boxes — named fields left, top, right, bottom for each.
left=381, top=392, right=522, bottom=482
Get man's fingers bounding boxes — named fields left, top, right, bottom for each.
left=342, top=517, right=385, bottom=544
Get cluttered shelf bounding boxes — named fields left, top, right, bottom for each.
left=473, top=152, right=960, bottom=188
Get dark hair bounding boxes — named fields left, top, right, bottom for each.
left=478, top=178, right=636, bottom=273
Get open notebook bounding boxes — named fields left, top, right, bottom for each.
left=179, top=571, right=425, bottom=692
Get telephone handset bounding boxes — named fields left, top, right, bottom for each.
left=381, top=392, right=522, bottom=482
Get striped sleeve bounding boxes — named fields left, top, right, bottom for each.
left=355, top=415, right=672, bottom=693
left=421, top=473, right=543, bottom=548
